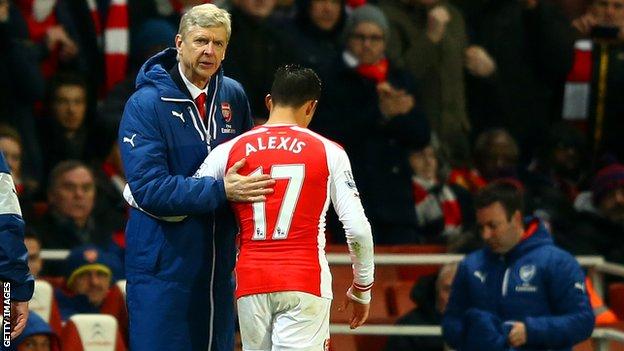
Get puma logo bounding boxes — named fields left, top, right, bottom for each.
left=474, top=270, right=487, bottom=283
left=123, top=133, right=137, bottom=147
left=171, top=110, right=185, bottom=122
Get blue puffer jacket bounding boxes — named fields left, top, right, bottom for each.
left=442, top=218, right=594, bottom=351
left=0, top=153, right=33, bottom=302
left=119, top=48, right=252, bottom=282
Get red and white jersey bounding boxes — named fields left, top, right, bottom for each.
left=196, top=124, right=374, bottom=299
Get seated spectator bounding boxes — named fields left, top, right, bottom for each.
left=39, top=73, right=97, bottom=177
left=34, top=161, right=122, bottom=275
left=385, top=262, right=458, bottom=351
left=24, top=230, right=43, bottom=279
left=555, top=163, right=624, bottom=265
left=55, top=245, right=127, bottom=339
left=312, top=4, right=430, bottom=244
left=13, top=312, right=61, bottom=351
left=0, top=125, right=39, bottom=211
left=408, top=141, right=474, bottom=244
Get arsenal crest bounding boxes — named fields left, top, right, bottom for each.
left=221, top=102, right=232, bottom=122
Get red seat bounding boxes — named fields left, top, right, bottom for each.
left=386, top=281, right=416, bottom=317
left=30, top=280, right=63, bottom=336
left=329, top=334, right=357, bottom=351
left=355, top=335, right=388, bottom=351
left=61, top=314, right=126, bottom=351
left=100, top=283, right=129, bottom=343
left=609, top=283, right=624, bottom=320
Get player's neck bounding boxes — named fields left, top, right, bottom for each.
left=266, top=106, right=303, bottom=127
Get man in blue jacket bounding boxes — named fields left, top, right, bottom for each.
left=118, top=4, right=273, bottom=351
left=0, top=152, right=34, bottom=343
left=442, top=180, right=594, bottom=351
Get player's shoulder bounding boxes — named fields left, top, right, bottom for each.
left=292, top=126, right=346, bottom=152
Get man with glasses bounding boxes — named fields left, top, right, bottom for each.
left=312, top=4, right=431, bottom=245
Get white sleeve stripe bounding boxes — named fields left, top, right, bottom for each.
left=0, top=173, right=21, bottom=216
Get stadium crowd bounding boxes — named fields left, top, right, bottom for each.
left=1, top=0, right=624, bottom=349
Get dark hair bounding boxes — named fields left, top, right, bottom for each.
left=48, top=160, right=93, bottom=190
left=24, top=228, right=41, bottom=244
left=46, top=72, right=88, bottom=105
left=474, top=180, right=524, bottom=219
left=270, top=64, right=321, bottom=108
left=0, top=124, right=22, bottom=146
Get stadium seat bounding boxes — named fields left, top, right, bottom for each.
left=100, top=284, right=129, bottom=343
left=609, top=283, right=624, bottom=320
left=355, top=335, right=388, bottom=351
left=61, top=314, right=126, bottom=351
left=329, top=334, right=357, bottom=351
left=116, top=280, right=126, bottom=298
left=374, top=245, right=447, bottom=281
left=386, top=281, right=417, bottom=317
left=30, top=279, right=63, bottom=335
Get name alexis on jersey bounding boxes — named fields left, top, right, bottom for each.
left=245, top=136, right=306, bottom=156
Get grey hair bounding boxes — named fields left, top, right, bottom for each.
left=178, top=4, right=232, bottom=42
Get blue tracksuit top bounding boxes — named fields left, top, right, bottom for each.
left=442, top=218, right=594, bottom=351
left=118, top=48, right=252, bottom=350
left=0, top=152, right=34, bottom=302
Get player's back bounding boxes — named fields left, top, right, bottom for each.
left=226, top=124, right=336, bottom=299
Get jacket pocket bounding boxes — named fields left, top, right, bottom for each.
left=125, top=211, right=164, bottom=272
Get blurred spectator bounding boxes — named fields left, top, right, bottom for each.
left=39, top=73, right=97, bottom=177
left=0, top=1, right=45, bottom=183
left=130, top=0, right=210, bottom=29
left=408, top=142, right=474, bottom=244
left=313, top=4, right=430, bottom=244
left=13, top=312, right=61, bottom=351
left=13, top=0, right=81, bottom=78
left=567, top=0, right=624, bottom=161
left=65, top=0, right=130, bottom=98
left=34, top=161, right=117, bottom=256
left=442, top=181, right=594, bottom=350
left=55, top=245, right=127, bottom=339
left=0, top=124, right=39, bottom=204
left=287, top=0, right=347, bottom=75
left=555, top=163, right=624, bottom=264
left=473, top=128, right=519, bottom=182
left=385, top=262, right=458, bottom=351
left=24, top=230, right=43, bottom=279
left=223, top=0, right=295, bottom=122
left=379, top=0, right=470, bottom=165
left=454, top=0, right=575, bottom=162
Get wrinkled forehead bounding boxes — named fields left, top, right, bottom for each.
left=183, top=25, right=228, bottom=41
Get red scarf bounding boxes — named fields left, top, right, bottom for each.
left=562, top=40, right=592, bottom=125
left=412, top=176, right=462, bottom=237
left=448, top=167, right=487, bottom=194
left=86, top=0, right=129, bottom=94
left=356, top=58, right=388, bottom=83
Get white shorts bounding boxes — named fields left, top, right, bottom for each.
left=237, top=291, right=331, bottom=351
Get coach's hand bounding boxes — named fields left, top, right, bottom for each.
left=340, top=292, right=370, bottom=329
left=10, top=301, right=29, bottom=339
left=225, top=159, right=275, bottom=202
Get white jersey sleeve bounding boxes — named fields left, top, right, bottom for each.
left=326, top=142, right=375, bottom=303
left=194, top=140, right=232, bottom=180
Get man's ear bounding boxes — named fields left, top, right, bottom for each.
left=175, top=34, right=183, bottom=52
left=265, top=94, right=273, bottom=112
left=305, top=100, right=318, bottom=116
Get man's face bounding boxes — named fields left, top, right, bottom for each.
left=71, top=269, right=111, bottom=306
left=409, top=145, right=438, bottom=182
left=17, top=334, right=51, bottom=351
left=235, top=0, right=277, bottom=19
left=52, top=85, right=87, bottom=132
left=24, top=238, right=42, bottom=278
left=0, top=137, right=21, bottom=177
left=347, top=22, right=386, bottom=65
left=435, top=269, right=456, bottom=313
left=310, top=0, right=342, bottom=31
left=49, top=167, right=95, bottom=225
left=599, top=186, right=624, bottom=226
left=176, top=25, right=228, bottom=88
left=479, top=135, right=518, bottom=179
left=593, top=0, right=624, bottom=26
left=477, top=202, right=522, bottom=254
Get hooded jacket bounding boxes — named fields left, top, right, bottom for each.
left=442, top=218, right=594, bottom=351
left=119, top=48, right=252, bottom=282
left=11, top=312, right=61, bottom=351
